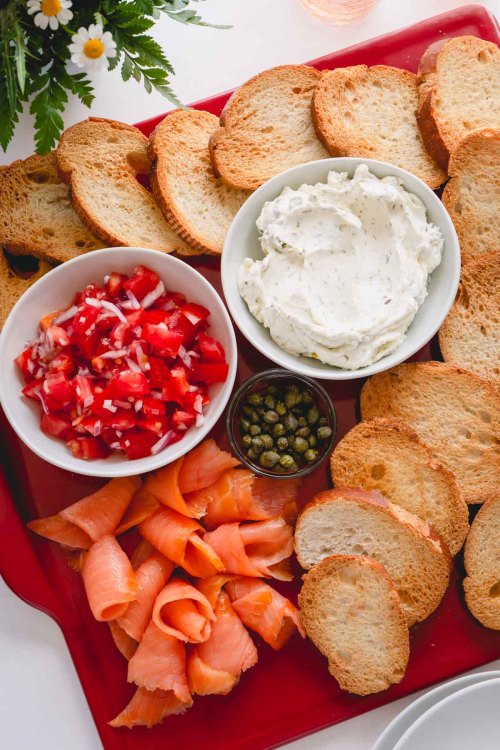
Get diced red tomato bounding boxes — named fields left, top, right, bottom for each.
left=108, top=371, right=150, bottom=399
left=15, top=347, right=37, bottom=381
left=110, top=320, right=131, bottom=347
left=73, top=375, right=94, bottom=408
left=143, top=309, right=170, bottom=325
left=149, top=357, right=167, bottom=389
left=74, top=282, right=101, bottom=306
left=151, top=291, right=186, bottom=310
left=80, top=414, right=104, bottom=437
left=191, top=362, right=229, bottom=384
left=68, top=437, right=111, bottom=459
left=22, top=381, right=42, bottom=401
left=105, top=272, right=127, bottom=298
left=40, top=311, right=60, bottom=331
left=120, top=429, right=158, bottom=460
left=183, top=390, right=210, bottom=412
left=102, top=409, right=137, bottom=432
left=172, top=410, right=196, bottom=429
left=162, top=366, right=189, bottom=403
left=48, top=352, right=75, bottom=377
left=41, top=414, right=77, bottom=440
left=180, top=303, right=210, bottom=328
left=72, top=304, right=100, bottom=335
left=197, top=332, right=226, bottom=363
left=43, top=372, right=75, bottom=406
left=124, top=309, right=144, bottom=328
left=71, top=330, right=100, bottom=360
left=167, top=310, right=197, bottom=348
left=46, top=325, right=70, bottom=348
left=123, top=265, right=160, bottom=301
left=141, top=397, right=166, bottom=418
left=138, top=417, right=170, bottom=435
left=142, top=323, right=183, bottom=355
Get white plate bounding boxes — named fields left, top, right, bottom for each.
left=373, top=670, right=500, bottom=750
left=393, top=676, right=500, bottom=750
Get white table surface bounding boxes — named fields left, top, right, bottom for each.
left=1, top=1, right=499, bottom=748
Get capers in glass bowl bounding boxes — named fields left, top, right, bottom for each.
left=226, top=368, right=336, bottom=478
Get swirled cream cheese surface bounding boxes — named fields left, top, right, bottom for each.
left=237, top=165, right=444, bottom=370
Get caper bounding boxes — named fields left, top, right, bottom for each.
left=308, top=434, right=317, bottom=448
left=251, top=436, right=265, bottom=454
left=259, top=450, right=280, bottom=468
left=250, top=410, right=260, bottom=424
left=241, top=434, right=252, bottom=448
left=317, top=426, right=333, bottom=440
left=292, top=436, right=309, bottom=453
left=276, top=436, right=289, bottom=451
left=307, top=406, right=320, bottom=425
left=249, top=424, right=261, bottom=436
left=263, top=410, right=279, bottom=424
left=304, top=449, right=318, bottom=463
left=261, top=434, right=274, bottom=449
left=242, top=405, right=253, bottom=417
left=240, top=418, right=251, bottom=433
left=264, top=394, right=276, bottom=409
left=256, top=406, right=267, bottom=416
left=267, top=385, right=279, bottom=396
left=279, top=454, right=296, bottom=469
left=285, top=388, right=302, bottom=409
left=247, top=448, right=259, bottom=460
left=297, top=416, right=307, bottom=428
left=283, top=412, right=298, bottom=433
left=292, top=405, right=306, bottom=415
left=272, top=423, right=286, bottom=438
left=295, top=426, right=310, bottom=438
left=301, top=389, right=314, bottom=405
left=261, top=423, right=271, bottom=434
left=275, top=400, right=287, bottom=416
left=318, top=416, right=328, bottom=427
left=274, top=464, right=286, bottom=474
left=247, top=392, right=264, bottom=406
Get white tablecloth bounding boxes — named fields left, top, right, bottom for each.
left=1, top=1, right=499, bottom=748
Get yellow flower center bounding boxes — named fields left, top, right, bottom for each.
left=83, top=39, right=105, bottom=59
left=41, top=0, right=62, bottom=16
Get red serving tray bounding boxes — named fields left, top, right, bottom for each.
left=1, top=6, right=500, bottom=750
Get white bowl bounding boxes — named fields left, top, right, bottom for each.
left=393, top=677, right=500, bottom=750
left=373, top=670, right=500, bottom=750
left=0, top=247, right=237, bottom=477
left=221, top=157, right=460, bottom=380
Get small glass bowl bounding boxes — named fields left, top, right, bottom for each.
left=226, top=368, right=337, bottom=479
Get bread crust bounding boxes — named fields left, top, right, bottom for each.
left=0, top=250, right=52, bottom=330
left=463, top=496, right=500, bottom=630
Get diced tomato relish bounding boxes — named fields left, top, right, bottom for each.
left=15, top=265, right=229, bottom=460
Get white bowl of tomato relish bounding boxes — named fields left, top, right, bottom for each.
left=0, top=247, right=237, bottom=477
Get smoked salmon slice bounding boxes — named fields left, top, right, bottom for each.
left=203, top=518, right=294, bottom=581
left=188, top=589, right=258, bottom=696
left=115, top=488, right=159, bottom=536
left=109, top=620, right=138, bottom=660
left=60, top=476, right=141, bottom=541
left=127, top=622, right=191, bottom=703
left=177, top=439, right=240, bottom=495
left=198, top=469, right=301, bottom=529
left=130, top=539, right=155, bottom=569
left=139, top=507, right=224, bottom=578
left=116, top=553, right=174, bottom=641
left=226, top=578, right=305, bottom=650
left=141, top=457, right=206, bottom=519
left=27, top=514, right=92, bottom=549
left=152, top=579, right=215, bottom=643
left=82, top=535, right=137, bottom=622
left=109, top=687, right=192, bottom=729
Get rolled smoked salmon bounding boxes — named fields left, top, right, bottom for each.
left=116, top=553, right=174, bottom=642
left=109, top=620, right=138, bottom=660
left=195, top=469, right=301, bottom=529
left=60, top=476, right=141, bottom=541
left=127, top=622, right=191, bottom=703
left=82, top=535, right=137, bottom=622
left=204, top=518, right=294, bottom=581
left=226, top=578, right=305, bottom=650
left=141, top=457, right=205, bottom=519
left=177, top=439, right=240, bottom=495
left=153, top=579, right=215, bottom=643
left=130, top=539, right=155, bottom=569
left=115, top=488, right=159, bottom=536
left=188, top=586, right=258, bottom=696
left=109, top=687, right=192, bottom=729
left=27, top=514, right=92, bottom=549
left=140, top=507, right=224, bottom=578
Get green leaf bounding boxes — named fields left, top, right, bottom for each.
left=12, top=14, right=26, bottom=92
left=155, top=0, right=231, bottom=28
left=121, top=53, right=134, bottom=82
left=59, top=70, right=95, bottom=108
left=29, top=68, right=68, bottom=154
left=0, top=70, right=22, bottom=151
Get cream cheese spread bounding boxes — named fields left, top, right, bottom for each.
left=238, top=165, right=444, bottom=370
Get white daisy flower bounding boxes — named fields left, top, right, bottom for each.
left=27, top=0, right=73, bottom=31
left=68, top=24, right=117, bottom=72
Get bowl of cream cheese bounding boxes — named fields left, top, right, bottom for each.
left=221, top=159, right=460, bottom=380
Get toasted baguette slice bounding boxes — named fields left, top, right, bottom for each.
left=56, top=118, right=192, bottom=255
left=441, top=129, right=500, bottom=260
left=0, top=250, right=51, bottom=330
left=361, top=362, right=500, bottom=504
left=0, top=153, right=103, bottom=263
left=439, top=251, right=500, bottom=382
left=295, top=488, right=451, bottom=626
left=360, top=362, right=500, bottom=505
left=313, top=65, right=445, bottom=188
left=149, top=110, right=250, bottom=255
left=209, top=65, right=328, bottom=190
left=299, top=555, right=409, bottom=695
left=417, top=36, right=500, bottom=170
left=463, top=496, right=500, bottom=630
left=330, top=418, right=469, bottom=555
